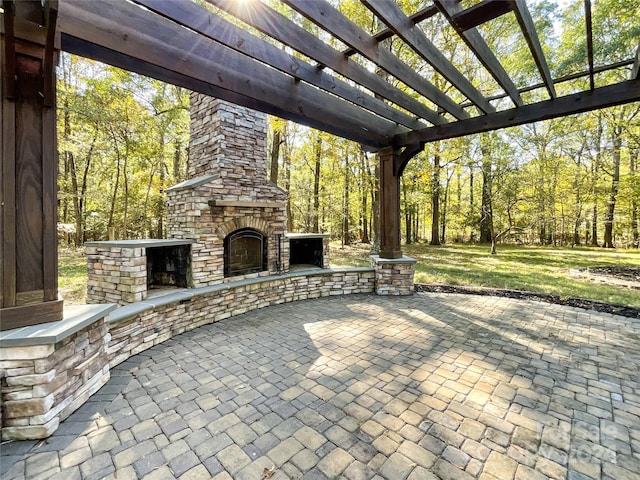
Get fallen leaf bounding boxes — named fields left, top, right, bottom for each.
left=261, top=465, right=277, bottom=479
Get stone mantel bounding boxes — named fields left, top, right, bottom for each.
left=84, top=239, right=195, bottom=248
left=207, top=199, right=287, bottom=208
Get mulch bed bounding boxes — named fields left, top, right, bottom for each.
left=415, top=283, right=640, bottom=319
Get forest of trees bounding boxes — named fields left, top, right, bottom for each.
left=56, top=0, right=639, bottom=250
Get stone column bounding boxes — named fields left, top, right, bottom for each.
left=371, top=256, right=416, bottom=295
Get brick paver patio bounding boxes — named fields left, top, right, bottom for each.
left=2, top=292, right=639, bottom=480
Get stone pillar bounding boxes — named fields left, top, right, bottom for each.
left=85, top=245, right=147, bottom=305
left=371, top=256, right=416, bottom=295
left=1, top=306, right=114, bottom=440
left=1, top=1, right=62, bottom=330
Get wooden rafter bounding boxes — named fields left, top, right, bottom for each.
left=510, top=0, right=557, bottom=98
left=57, top=0, right=403, bottom=148
left=135, top=0, right=423, bottom=131
left=434, top=0, right=524, bottom=108
left=362, top=0, right=495, bottom=114
left=342, top=5, right=439, bottom=58
left=395, top=80, right=640, bottom=148
left=281, top=0, right=470, bottom=120
left=584, top=0, right=595, bottom=90
left=206, top=0, right=445, bottom=126
left=2, top=0, right=16, bottom=100
left=450, top=0, right=513, bottom=32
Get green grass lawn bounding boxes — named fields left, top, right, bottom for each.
left=59, top=243, right=640, bottom=308
left=58, top=248, right=88, bottom=304
left=330, top=242, right=640, bottom=308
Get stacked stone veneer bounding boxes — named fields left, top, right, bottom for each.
left=86, top=246, right=146, bottom=305
left=108, top=269, right=375, bottom=367
left=166, top=94, right=289, bottom=286
left=0, top=316, right=111, bottom=440
left=371, top=256, right=416, bottom=295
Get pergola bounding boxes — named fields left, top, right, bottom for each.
left=2, top=0, right=639, bottom=330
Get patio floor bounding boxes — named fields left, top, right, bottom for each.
left=2, top=292, right=639, bottom=480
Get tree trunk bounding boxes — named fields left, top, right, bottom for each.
left=283, top=135, right=294, bottom=231
left=370, top=160, right=380, bottom=254
left=631, top=147, right=639, bottom=248
left=590, top=114, right=603, bottom=246
left=313, top=136, right=321, bottom=232
left=270, top=128, right=281, bottom=185
left=603, top=126, right=622, bottom=248
left=479, top=138, right=492, bottom=243
left=430, top=143, right=441, bottom=245
left=173, top=141, right=182, bottom=183
left=342, top=148, right=351, bottom=246
left=360, top=150, right=370, bottom=244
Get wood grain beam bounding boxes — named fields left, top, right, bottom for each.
left=57, top=0, right=402, bottom=148
left=134, top=0, right=423, bottom=131
left=342, top=4, right=439, bottom=57
left=207, top=0, right=445, bottom=125
left=282, top=0, right=470, bottom=120
left=363, top=0, right=494, bottom=114
left=2, top=1, right=16, bottom=100
left=450, top=0, right=513, bottom=32
left=395, top=80, right=640, bottom=149
left=435, top=0, right=524, bottom=107
left=510, top=0, right=557, bottom=98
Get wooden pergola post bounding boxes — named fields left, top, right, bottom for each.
left=1, top=0, right=62, bottom=331
left=374, top=144, right=422, bottom=295
left=379, top=146, right=402, bottom=259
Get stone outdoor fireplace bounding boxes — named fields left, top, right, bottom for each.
left=86, top=94, right=332, bottom=304
left=165, top=94, right=290, bottom=286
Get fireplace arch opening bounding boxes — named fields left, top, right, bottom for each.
left=224, top=228, right=268, bottom=277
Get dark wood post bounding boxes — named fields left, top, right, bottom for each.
left=1, top=1, right=62, bottom=330
left=379, top=146, right=402, bottom=259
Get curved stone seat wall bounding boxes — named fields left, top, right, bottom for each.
left=3, top=263, right=422, bottom=440
left=107, top=268, right=375, bottom=368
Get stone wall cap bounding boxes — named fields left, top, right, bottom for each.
left=371, top=255, right=417, bottom=264
left=108, top=267, right=375, bottom=325
left=208, top=200, right=287, bottom=208
left=165, top=175, right=217, bottom=191
left=0, top=304, right=116, bottom=347
left=84, top=239, right=195, bottom=248
left=285, top=233, right=331, bottom=239
left=108, top=291, right=195, bottom=324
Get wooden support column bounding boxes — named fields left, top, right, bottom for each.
left=379, top=146, right=402, bottom=259
left=1, top=1, right=62, bottom=331
left=379, top=144, right=423, bottom=259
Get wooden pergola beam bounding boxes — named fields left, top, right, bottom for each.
left=435, top=0, right=524, bottom=108
left=136, top=0, right=423, bottom=131
left=282, top=0, right=470, bottom=120
left=57, top=0, right=403, bottom=148
left=395, top=80, right=640, bottom=149
left=450, top=0, right=513, bottom=32
left=510, top=0, right=557, bottom=98
left=362, top=0, right=495, bottom=114
left=207, top=0, right=445, bottom=126
left=342, top=5, right=439, bottom=58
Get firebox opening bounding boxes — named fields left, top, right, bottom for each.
left=224, top=228, right=267, bottom=277
left=147, top=245, right=191, bottom=290
left=289, top=237, right=324, bottom=268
